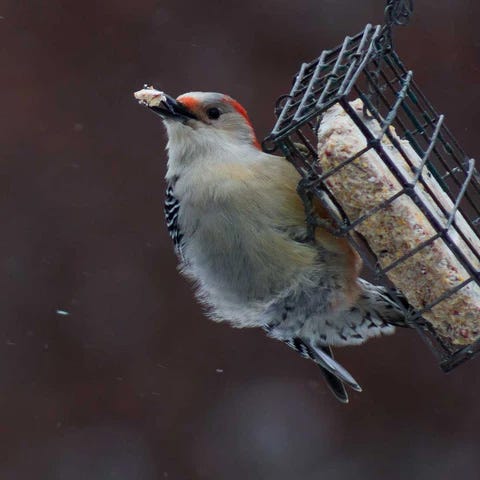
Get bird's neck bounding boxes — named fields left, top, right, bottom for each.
left=165, top=126, right=260, bottom=182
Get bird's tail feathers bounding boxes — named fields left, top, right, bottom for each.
left=319, top=361, right=349, bottom=403
left=272, top=333, right=361, bottom=402
left=310, top=343, right=362, bottom=393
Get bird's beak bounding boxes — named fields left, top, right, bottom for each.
left=134, top=89, right=197, bottom=122
left=151, top=94, right=198, bottom=122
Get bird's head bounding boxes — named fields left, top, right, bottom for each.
left=137, top=91, right=261, bottom=163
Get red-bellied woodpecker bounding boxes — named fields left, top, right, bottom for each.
left=134, top=89, right=408, bottom=402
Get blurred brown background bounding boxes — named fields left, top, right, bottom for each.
left=1, top=0, right=480, bottom=478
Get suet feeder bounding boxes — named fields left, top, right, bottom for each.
left=263, top=0, right=480, bottom=371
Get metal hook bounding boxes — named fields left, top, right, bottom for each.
left=386, top=0, right=414, bottom=27
left=380, top=0, right=414, bottom=50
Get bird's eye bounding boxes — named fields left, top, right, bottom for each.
left=206, top=107, right=221, bottom=120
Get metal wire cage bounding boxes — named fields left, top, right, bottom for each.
left=262, top=23, right=480, bottom=371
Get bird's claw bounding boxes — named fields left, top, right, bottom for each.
left=296, top=177, right=335, bottom=242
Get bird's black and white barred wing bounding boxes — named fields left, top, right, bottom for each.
left=164, top=184, right=185, bottom=259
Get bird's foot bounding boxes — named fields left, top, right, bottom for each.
left=296, top=177, right=335, bottom=242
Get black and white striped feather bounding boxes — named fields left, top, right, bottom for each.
left=263, top=325, right=359, bottom=403
left=164, top=184, right=184, bottom=259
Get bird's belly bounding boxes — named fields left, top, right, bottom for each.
left=183, top=220, right=293, bottom=301
left=176, top=201, right=350, bottom=328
